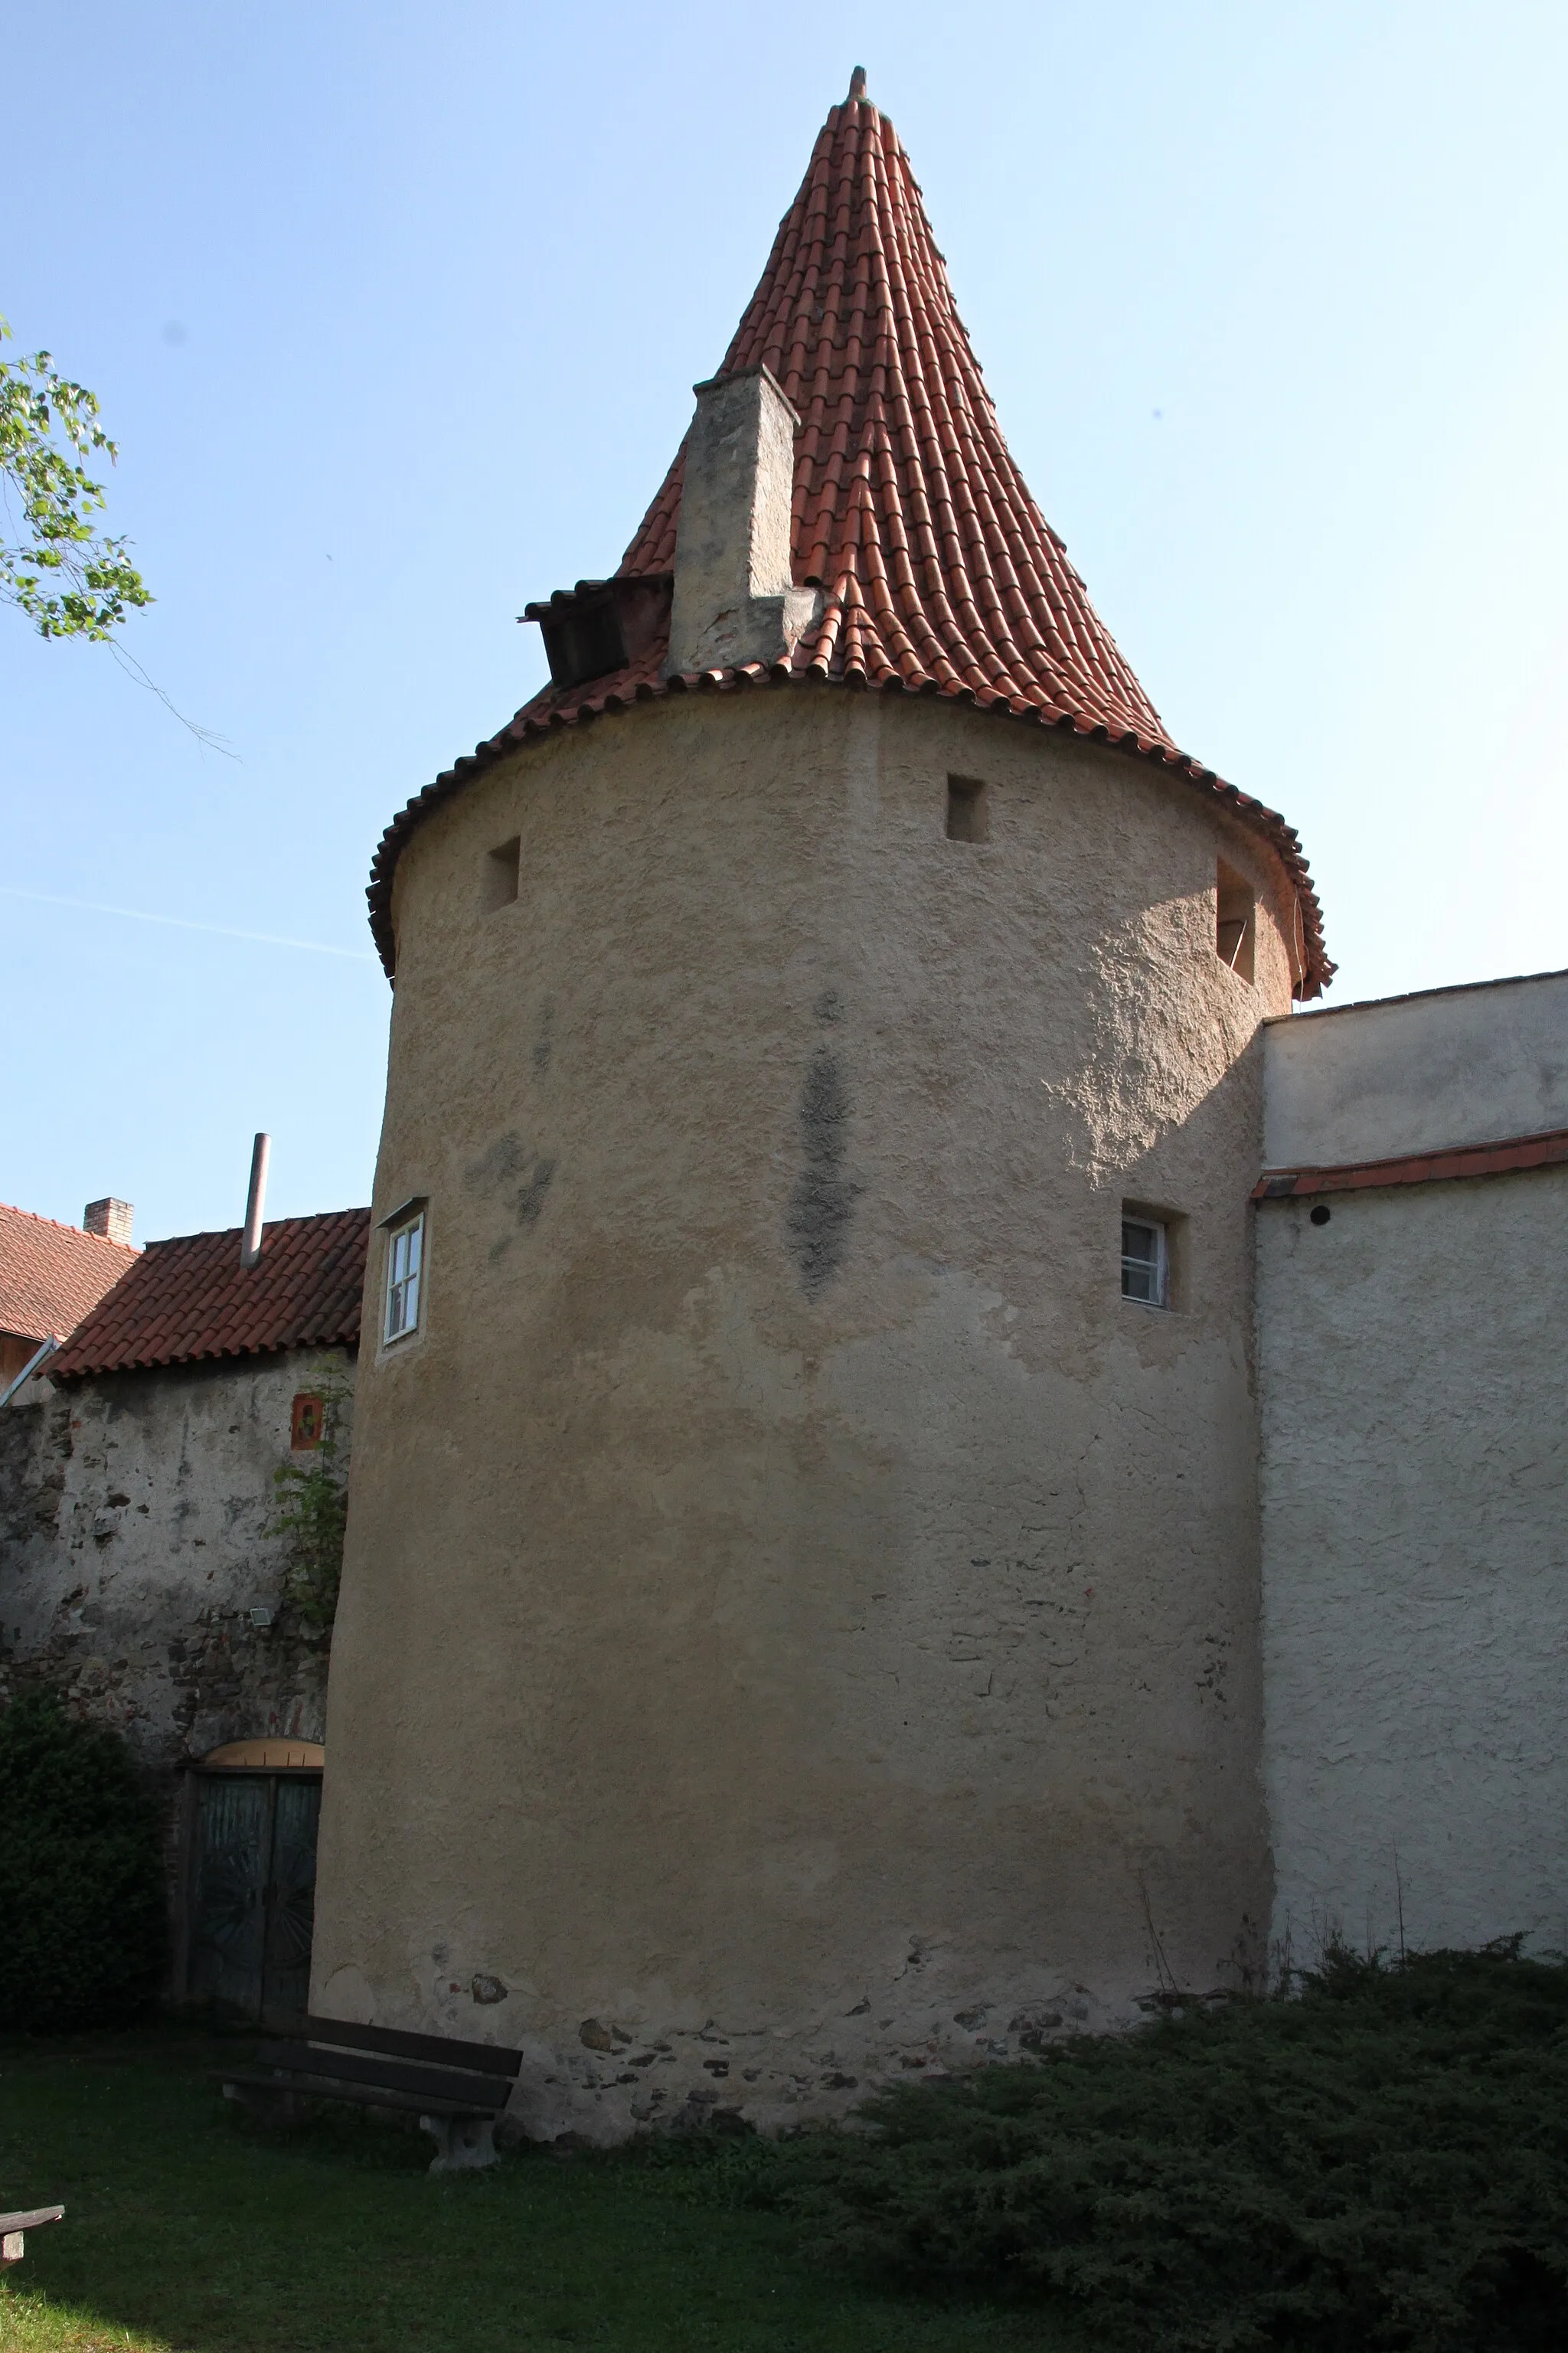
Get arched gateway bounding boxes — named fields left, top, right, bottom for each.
left=311, top=72, right=1328, bottom=2142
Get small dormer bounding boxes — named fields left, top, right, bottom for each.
left=521, top=574, right=672, bottom=693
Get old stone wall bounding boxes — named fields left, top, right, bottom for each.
left=0, top=1346, right=352, bottom=1771
left=317, top=683, right=1302, bottom=2142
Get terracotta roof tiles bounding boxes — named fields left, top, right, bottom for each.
left=51, top=1209, right=369, bottom=1379
left=367, top=75, right=1331, bottom=998
left=0, top=1204, right=139, bottom=1348
left=1253, top=1129, right=1568, bottom=1201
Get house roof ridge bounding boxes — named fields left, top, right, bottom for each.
left=50, top=1204, right=371, bottom=1380
left=0, top=1201, right=139, bottom=1255
left=140, top=1205, right=371, bottom=1252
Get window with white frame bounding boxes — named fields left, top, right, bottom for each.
left=384, top=1212, right=424, bottom=1343
left=1121, top=1215, right=1168, bottom=1308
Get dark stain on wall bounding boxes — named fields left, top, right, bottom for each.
left=515, top=1159, right=556, bottom=1227
left=466, top=1132, right=557, bottom=1261
left=533, top=999, right=555, bottom=1077
left=788, top=1048, right=856, bottom=1293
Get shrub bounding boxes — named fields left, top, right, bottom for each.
left=706, top=1946, right=1568, bottom=2351
left=265, top=1368, right=350, bottom=1634
left=0, top=1685, right=167, bottom=2031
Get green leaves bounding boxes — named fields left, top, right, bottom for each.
left=707, top=1947, right=1568, bottom=2351
left=0, top=1685, right=166, bottom=2031
left=266, top=1371, right=351, bottom=1636
left=0, top=313, right=152, bottom=640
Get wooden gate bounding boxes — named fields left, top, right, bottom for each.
left=182, top=1742, right=323, bottom=2024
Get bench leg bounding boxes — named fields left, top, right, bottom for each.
left=223, top=2082, right=303, bottom=2128
left=420, top=2113, right=498, bottom=2173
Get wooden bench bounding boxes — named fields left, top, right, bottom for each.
left=2, top=2206, right=64, bottom=2270
left=220, top=2016, right=523, bottom=2172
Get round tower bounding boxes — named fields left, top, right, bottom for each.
left=312, top=75, right=1329, bottom=2142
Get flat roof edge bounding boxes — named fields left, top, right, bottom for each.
left=1263, top=963, right=1568, bottom=1026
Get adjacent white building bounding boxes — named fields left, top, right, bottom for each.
left=1256, top=970, right=1568, bottom=1963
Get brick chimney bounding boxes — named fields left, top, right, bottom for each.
left=83, top=1198, right=134, bottom=1246
left=664, top=366, right=821, bottom=676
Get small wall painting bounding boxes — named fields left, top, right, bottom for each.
left=291, top=1393, right=325, bottom=1451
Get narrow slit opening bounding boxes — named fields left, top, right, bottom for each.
left=1215, top=859, right=1255, bottom=982
left=946, top=776, right=988, bottom=843
left=484, top=837, right=521, bottom=912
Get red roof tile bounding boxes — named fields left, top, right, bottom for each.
left=51, top=1209, right=369, bottom=1379
left=0, top=1204, right=139, bottom=1347
left=368, top=75, right=1331, bottom=998
left=1253, top=1128, right=1568, bottom=1201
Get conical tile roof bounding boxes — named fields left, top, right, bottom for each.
left=368, top=75, right=1329, bottom=994
left=618, top=73, right=1164, bottom=730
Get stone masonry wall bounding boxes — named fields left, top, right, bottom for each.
left=0, top=1344, right=353, bottom=1776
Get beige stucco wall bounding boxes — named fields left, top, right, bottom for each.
left=316, top=685, right=1298, bottom=2139
left=1257, top=1168, right=1568, bottom=1961
left=1263, top=968, right=1568, bottom=1167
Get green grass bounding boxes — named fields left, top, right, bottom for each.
left=0, top=2028, right=1073, bottom=2353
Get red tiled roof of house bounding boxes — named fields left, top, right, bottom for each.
left=1253, top=1127, right=1568, bottom=1201
left=367, top=74, right=1331, bottom=998
left=0, top=1204, right=139, bottom=1348
left=51, top=1208, right=369, bottom=1379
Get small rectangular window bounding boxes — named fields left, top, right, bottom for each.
left=484, top=837, right=521, bottom=912
left=946, top=775, right=988, bottom=842
left=1215, top=859, right=1255, bottom=982
left=384, top=1213, right=424, bottom=1343
left=1121, top=1216, right=1168, bottom=1309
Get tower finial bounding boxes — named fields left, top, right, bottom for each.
left=847, top=65, right=867, bottom=103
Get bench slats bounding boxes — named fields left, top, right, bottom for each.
left=250, top=2042, right=511, bottom=2110
left=253, top=2033, right=504, bottom=2108
left=224, top=2071, right=493, bottom=2120
left=303, top=2015, right=521, bottom=2077
left=0, top=2208, right=64, bottom=2231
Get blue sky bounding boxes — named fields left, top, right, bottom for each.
left=4, top=1, right=1565, bottom=1243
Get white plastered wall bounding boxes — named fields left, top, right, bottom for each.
left=1258, top=972, right=1568, bottom=1962
left=1264, top=967, right=1568, bottom=1165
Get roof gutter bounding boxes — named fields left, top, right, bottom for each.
left=0, top=1334, right=60, bottom=1409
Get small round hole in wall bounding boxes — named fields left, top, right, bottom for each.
left=1309, top=1204, right=1331, bottom=1226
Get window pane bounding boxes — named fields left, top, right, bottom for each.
left=384, top=1215, right=424, bottom=1341
left=1121, top=1219, right=1164, bottom=1305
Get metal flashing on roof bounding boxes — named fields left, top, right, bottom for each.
left=377, top=1194, right=427, bottom=1230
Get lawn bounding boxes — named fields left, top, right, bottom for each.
left=0, top=2029, right=1073, bottom=2353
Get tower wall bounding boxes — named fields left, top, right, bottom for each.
left=314, top=686, right=1295, bottom=2139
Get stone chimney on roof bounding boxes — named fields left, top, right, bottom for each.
left=83, top=1198, right=133, bottom=1247
left=663, top=366, right=821, bottom=678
